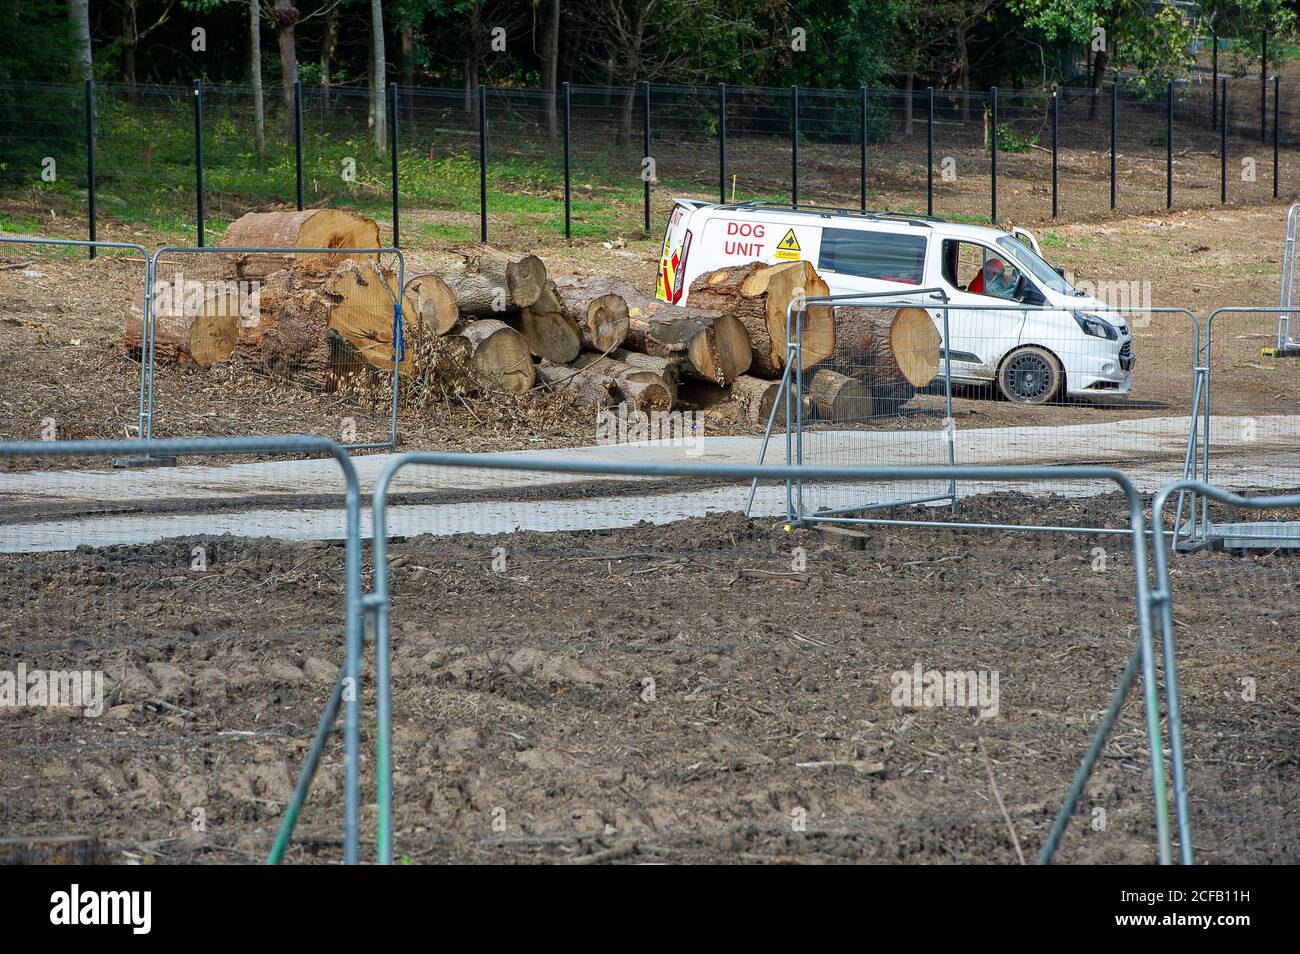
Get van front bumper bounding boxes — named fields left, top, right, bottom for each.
left=1066, top=342, right=1134, bottom=396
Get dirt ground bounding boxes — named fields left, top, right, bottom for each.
left=1, top=198, right=1297, bottom=460
left=0, top=490, right=1294, bottom=864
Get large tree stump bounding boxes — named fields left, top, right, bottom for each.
left=437, top=249, right=547, bottom=317
left=834, top=305, right=940, bottom=410
left=125, top=259, right=418, bottom=389
left=218, top=209, right=382, bottom=278
left=450, top=319, right=536, bottom=393
left=552, top=276, right=631, bottom=352
left=686, top=260, right=834, bottom=378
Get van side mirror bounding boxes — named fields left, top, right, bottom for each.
left=1053, top=266, right=1065, bottom=277
left=1015, top=275, right=1045, bottom=306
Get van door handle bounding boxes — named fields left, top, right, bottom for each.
left=928, top=293, right=946, bottom=302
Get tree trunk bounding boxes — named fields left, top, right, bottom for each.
left=401, top=25, right=416, bottom=121
left=833, top=305, right=941, bottom=410
left=552, top=275, right=630, bottom=351
left=436, top=250, right=548, bottom=316
left=806, top=369, right=873, bottom=421
left=731, top=373, right=792, bottom=424
left=573, top=352, right=676, bottom=408
left=122, top=0, right=138, bottom=102
left=543, top=0, right=562, bottom=140
left=68, top=0, right=92, bottom=81
left=371, top=0, right=387, bottom=153
left=588, top=277, right=751, bottom=385
left=685, top=261, right=834, bottom=378
left=126, top=260, right=418, bottom=388
left=451, top=319, right=536, bottom=393
left=539, top=359, right=670, bottom=414
left=273, top=1, right=300, bottom=143
left=404, top=274, right=460, bottom=336
left=1088, top=47, right=1110, bottom=120
left=218, top=209, right=382, bottom=278
left=321, top=5, right=338, bottom=117
left=250, top=0, right=265, bottom=158
left=512, top=282, right=581, bottom=364
left=606, top=348, right=680, bottom=406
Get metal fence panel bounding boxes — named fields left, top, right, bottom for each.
left=0, top=436, right=364, bottom=864
left=1150, top=479, right=1300, bottom=864
left=367, top=453, right=1172, bottom=864
left=142, top=245, right=406, bottom=450
left=0, top=236, right=151, bottom=444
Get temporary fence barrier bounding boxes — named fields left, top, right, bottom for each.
left=142, top=245, right=406, bottom=451
left=1150, top=478, right=1300, bottom=864
left=748, top=289, right=1204, bottom=538
left=1180, top=306, right=1300, bottom=550
left=0, top=436, right=365, bottom=865
left=0, top=236, right=151, bottom=445
left=366, top=452, right=1178, bottom=865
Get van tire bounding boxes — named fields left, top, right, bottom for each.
left=997, top=346, right=1062, bottom=405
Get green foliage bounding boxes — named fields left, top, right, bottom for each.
left=0, top=0, right=77, bottom=81
left=995, top=123, right=1037, bottom=153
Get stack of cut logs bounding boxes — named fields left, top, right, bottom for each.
left=125, top=209, right=942, bottom=424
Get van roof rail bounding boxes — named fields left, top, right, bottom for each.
left=714, top=200, right=946, bottom=228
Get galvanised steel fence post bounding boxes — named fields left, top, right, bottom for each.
left=990, top=86, right=998, bottom=223
left=294, top=80, right=304, bottom=211
left=389, top=82, right=400, bottom=247
left=193, top=79, right=205, bottom=247
left=478, top=84, right=487, bottom=242
left=85, top=79, right=96, bottom=259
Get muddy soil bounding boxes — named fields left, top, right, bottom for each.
left=1, top=492, right=1294, bottom=864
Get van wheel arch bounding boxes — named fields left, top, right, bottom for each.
left=995, top=344, right=1066, bottom=404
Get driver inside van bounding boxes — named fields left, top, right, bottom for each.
left=982, top=257, right=1018, bottom=299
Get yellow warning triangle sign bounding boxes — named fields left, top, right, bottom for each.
left=777, top=228, right=801, bottom=252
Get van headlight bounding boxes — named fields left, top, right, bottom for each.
left=1073, top=313, right=1117, bottom=339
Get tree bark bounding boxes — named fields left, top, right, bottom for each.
left=371, top=0, right=387, bottom=152
left=833, top=305, right=941, bottom=411
left=321, top=5, right=338, bottom=117
left=685, top=261, right=834, bottom=378
left=451, top=319, right=535, bottom=393
left=552, top=275, right=630, bottom=351
left=250, top=0, right=265, bottom=158
left=437, top=250, right=548, bottom=317
left=218, top=209, right=382, bottom=278
left=541, top=0, right=561, bottom=140
left=273, top=1, right=300, bottom=142
left=590, top=277, right=751, bottom=385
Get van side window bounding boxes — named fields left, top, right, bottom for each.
left=817, top=228, right=926, bottom=285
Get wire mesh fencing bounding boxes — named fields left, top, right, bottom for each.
left=0, top=436, right=364, bottom=865
left=774, top=292, right=1202, bottom=534
left=1150, top=480, right=1300, bottom=864
left=141, top=245, right=407, bottom=449
left=365, top=453, right=1174, bottom=864
left=0, top=236, right=150, bottom=445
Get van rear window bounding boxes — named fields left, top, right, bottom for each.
left=817, top=228, right=927, bottom=285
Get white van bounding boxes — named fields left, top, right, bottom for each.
left=656, top=200, right=1133, bottom=404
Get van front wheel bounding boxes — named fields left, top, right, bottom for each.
left=997, top=346, right=1062, bottom=404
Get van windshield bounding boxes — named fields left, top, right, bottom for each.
left=995, top=236, right=1073, bottom=294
